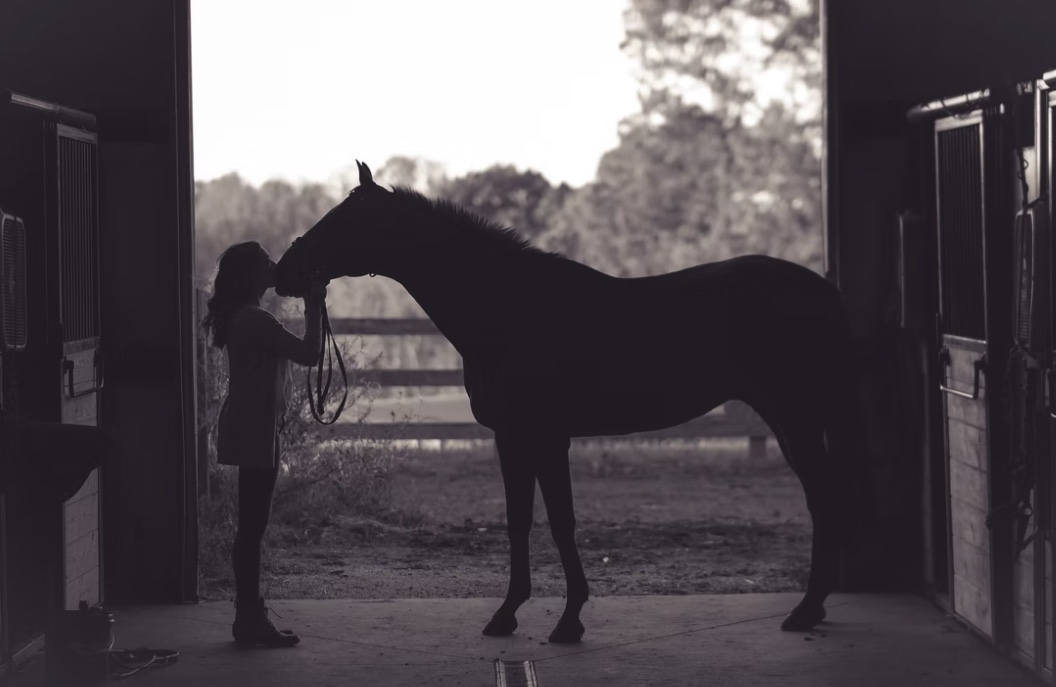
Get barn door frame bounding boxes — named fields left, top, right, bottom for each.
left=1043, top=71, right=1056, bottom=681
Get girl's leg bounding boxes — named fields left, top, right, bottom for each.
left=233, top=464, right=279, bottom=603
left=231, top=450, right=298, bottom=647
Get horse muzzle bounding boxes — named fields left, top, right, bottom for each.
left=275, top=264, right=309, bottom=298
left=274, top=276, right=301, bottom=298
left=276, top=268, right=332, bottom=298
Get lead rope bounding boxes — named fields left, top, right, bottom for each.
left=306, top=305, right=348, bottom=424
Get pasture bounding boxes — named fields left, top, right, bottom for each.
left=197, top=322, right=812, bottom=605
left=199, top=434, right=813, bottom=602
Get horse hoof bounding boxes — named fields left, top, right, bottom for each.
left=483, top=613, right=518, bottom=637
left=780, top=604, right=826, bottom=632
left=547, top=617, right=584, bottom=644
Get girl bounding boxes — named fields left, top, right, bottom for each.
left=201, top=240, right=326, bottom=647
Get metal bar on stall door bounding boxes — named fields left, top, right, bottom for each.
left=0, top=357, right=6, bottom=663
left=0, top=492, right=9, bottom=665
left=1047, top=88, right=1056, bottom=685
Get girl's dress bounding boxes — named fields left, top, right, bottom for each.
left=217, top=305, right=320, bottom=468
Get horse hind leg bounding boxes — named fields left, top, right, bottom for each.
left=534, top=436, right=588, bottom=643
left=774, top=422, right=842, bottom=632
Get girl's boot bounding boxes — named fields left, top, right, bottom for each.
left=232, top=597, right=300, bottom=647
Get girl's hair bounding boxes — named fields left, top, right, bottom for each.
left=200, top=241, right=265, bottom=349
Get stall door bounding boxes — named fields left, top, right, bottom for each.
left=47, top=122, right=104, bottom=611
left=935, top=112, right=994, bottom=639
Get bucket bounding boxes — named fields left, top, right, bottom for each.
left=51, top=601, right=114, bottom=684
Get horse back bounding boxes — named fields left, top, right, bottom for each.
left=506, top=254, right=841, bottom=356
left=463, top=254, right=845, bottom=434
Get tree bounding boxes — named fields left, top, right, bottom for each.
left=194, top=173, right=258, bottom=284
left=436, top=165, right=570, bottom=240
left=194, top=172, right=423, bottom=319
left=538, top=0, right=824, bottom=276
left=327, top=156, right=448, bottom=197
left=195, top=174, right=340, bottom=286
left=538, top=99, right=821, bottom=276
left=621, top=0, right=821, bottom=131
left=378, top=156, right=449, bottom=194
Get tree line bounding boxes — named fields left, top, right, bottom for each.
left=195, top=0, right=823, bottom=319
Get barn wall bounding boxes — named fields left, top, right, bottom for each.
left=824, top=0, right=1056, bottom=672
left=0, top=0, right=197, bottom=604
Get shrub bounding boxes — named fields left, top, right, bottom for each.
left=195, top=296, right=414, bottom=598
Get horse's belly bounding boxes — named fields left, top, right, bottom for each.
left=463, top=339, right=738, bottom=437
left=487, top=363, right=729, bottom=437
left=562, top=377, right=728, bottom=437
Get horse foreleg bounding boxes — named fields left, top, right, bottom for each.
left=536, top=440, right=588, bottom=643
left=482, top=434, right=537, bottom=637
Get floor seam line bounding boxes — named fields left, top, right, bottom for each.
left=532, top=599, right=861, bottom=663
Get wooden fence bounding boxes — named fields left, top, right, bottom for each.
left=192, top=294, right=774, bottom=468
left=311, top=317, right=774, bottom=457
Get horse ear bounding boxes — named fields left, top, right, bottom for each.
left=357, top=160, right=375, bottom=186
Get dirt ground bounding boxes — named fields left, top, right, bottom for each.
left=220, top=439, right=814, bottom=603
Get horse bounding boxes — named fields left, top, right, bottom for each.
left=275, top=160, right=862, bottom=644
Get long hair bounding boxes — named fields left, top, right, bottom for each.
left=200, top=241, right=264, bottom=349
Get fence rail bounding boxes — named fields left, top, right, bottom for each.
left=194, top=297, right=775, bottom=490
left=314, top=414, right=770, bottom=442
left=313, top=317, right=773, bottom=456
left=329, top=317, right=444, bottom=335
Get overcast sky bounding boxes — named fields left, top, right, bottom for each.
left=190, top=1, right=643, bottom=188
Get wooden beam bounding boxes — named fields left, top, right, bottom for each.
left=357, top=369, right=464, bottom=387
left=315, top=417, right=772, bottom=442
left=325, top=318, right=443, bottom=336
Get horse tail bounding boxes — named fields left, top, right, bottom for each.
left=822, top=293, right=869, bottom=544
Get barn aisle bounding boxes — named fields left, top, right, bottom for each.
left=13, top=593, right=1038, bottom=687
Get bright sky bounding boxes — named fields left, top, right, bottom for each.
left=190, top=1, right=643, bottom=189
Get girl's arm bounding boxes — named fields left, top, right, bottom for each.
left=241, top=294, right=324, bottom=367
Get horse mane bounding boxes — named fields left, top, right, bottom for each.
left=389, top=185, right=554, bottom=257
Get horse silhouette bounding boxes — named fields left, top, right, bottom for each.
left=276, top=161, right=862, bottom=643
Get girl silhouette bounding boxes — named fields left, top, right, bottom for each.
left=201, top=240, right=325, bottom=647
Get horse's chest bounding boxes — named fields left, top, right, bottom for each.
left=462, top=356, right=560, bottom=428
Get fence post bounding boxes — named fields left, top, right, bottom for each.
left=725, top=400, right=770, bottom=459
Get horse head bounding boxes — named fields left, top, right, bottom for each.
left=275, top=160, right=391, bottom=297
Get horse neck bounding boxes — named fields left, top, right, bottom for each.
left=376, top=238, right=507, bottom=356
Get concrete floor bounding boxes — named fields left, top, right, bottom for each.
left=18, top=593, right=1046, bottom=686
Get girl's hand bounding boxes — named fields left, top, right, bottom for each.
left=304, top=279, right=327, bottom=308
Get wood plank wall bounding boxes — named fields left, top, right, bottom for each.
left=61, top=390, right=100, bottom=610
left=1013, top=507, right=1036, bottom=665
left=945, top=341, right=992, bottom=637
